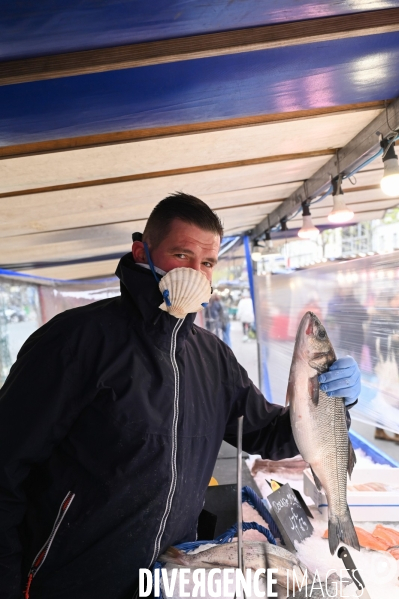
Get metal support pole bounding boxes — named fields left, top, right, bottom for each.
left=237, top=415, right=245, bottom=576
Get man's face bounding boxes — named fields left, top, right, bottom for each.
left=148, top=219, right=220, bottom=282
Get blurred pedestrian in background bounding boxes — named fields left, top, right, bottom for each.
left=236, top=290, right=254, bottom=341
left=205, top=293, right=231, bottom=347
left=327, top=287, right=368, bottom=365
left=367, top=292, right=399, bottom=442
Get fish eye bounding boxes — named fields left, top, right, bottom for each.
left=318, top=329, right=326, bottom=339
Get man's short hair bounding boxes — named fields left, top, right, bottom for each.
left=143, top=192, right=224, bottom=248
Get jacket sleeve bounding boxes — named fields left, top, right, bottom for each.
left=224, top=355, right=300, bottom=460
left=0, top=318, right=95, bottom=599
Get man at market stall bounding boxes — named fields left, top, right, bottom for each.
left=0, top=193, right=361, bottom=599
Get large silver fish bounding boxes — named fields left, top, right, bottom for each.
left=286, top=311, right=359, bottom=555
left=160, top=540, right=307, bottom=588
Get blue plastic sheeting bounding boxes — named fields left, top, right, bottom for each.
left=2, top=32, right=399, bottom=145
left=1, top=1, right=399, bottom=61
left=349, top=430, right=399, bottom=467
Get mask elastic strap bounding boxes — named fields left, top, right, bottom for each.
left=201, top=286, right=213, bottom=308
left=143, top=242, right=172, bottom=307
left=143, top=242, right=160, bottom=283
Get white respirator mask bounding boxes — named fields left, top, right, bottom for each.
left=143, top=242, right=212, bottom=319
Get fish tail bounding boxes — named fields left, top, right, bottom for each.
left=328, top=509, right=360, bottom=555
left=158, top=546, right=190, bottom=566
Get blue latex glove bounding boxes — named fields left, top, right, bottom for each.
left=318, top=356, right=361, bottom=406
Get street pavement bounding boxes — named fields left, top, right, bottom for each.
left=229, top=319, right=259, bottom=387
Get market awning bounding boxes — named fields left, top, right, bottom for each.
left=1, top=2, right=399, bottom=279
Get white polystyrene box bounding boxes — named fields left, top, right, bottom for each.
left=303, top=467, right=399, bottom=521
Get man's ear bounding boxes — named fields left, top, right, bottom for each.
left=132, top=241, right=147, bottom=264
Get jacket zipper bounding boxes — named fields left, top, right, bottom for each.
left=150, top=317, right=185, bottom=566
left=24, top=491, right=75, bottom=599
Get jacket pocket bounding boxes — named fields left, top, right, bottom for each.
left=23, top=491, right=75, bottom=599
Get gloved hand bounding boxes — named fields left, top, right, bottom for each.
left=318, top=356, right=361, bottom=406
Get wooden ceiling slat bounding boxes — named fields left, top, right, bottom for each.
left=342, top=170, right=384, bottom=189
left=0, top=155, right=333, bottom=239
left=0, top=150, right=335, bottom=198
left=22, top=260, right=121, bottom=281
left=0, top=220, right=145, bottom=264
left=0, top=102, right=385, bottom=159
left=0, top=178, right=305, bottom=238
left=0, top=109, right=382, bottom=194
left=1, top=10, right=399, bottom=85
left=316, top=189, right=398, bottom=208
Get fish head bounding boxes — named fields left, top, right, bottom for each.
left=295, top=311, right=336, bottom=374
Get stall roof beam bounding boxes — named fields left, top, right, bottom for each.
left=2, top=9, right=399, bottom=86
left=0, top=102, right=383, bottom=159
left=251, top=97, right=399, bottom=240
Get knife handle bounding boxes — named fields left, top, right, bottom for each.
left=338, top=546, right=365, bottom=591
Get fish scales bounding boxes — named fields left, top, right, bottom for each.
left=287, top=311, right=360, bottom=555
left=316, top=391, right=348, bottom=519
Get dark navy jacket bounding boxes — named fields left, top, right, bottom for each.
left=0, top=254, right=298, bottom=599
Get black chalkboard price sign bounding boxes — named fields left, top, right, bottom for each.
left=268, top=483, right=313, bottom=551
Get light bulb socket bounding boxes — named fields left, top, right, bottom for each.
left=264, top=230, right=273, bottom=248
left=381, top=137, right=398, bottom=162
left=380, top=139, right=399, bottom=196
left=332, top=175, right=344, bottom=197
left=251, top=240, right=264, bottom=261
left=280, top=218, right=288, bottom=232
left=301, top=202, right=311, bottom=217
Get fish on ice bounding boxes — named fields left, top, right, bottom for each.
left=251, top=456, right=309, bottom=479
left=287, top=311, right=359, bottom=555
left=322, top=526, right=389, bottom=551
left=160, top=540, right=307, bottom=589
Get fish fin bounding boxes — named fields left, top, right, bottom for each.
left=310, top=467, right=323, bottom=491
left=158, top=546, right=190, bottom=566
left=308, top=375, right=319, bottom=405
left=328, top=509, right=360, bottom=555
left=347, top=438, right=356, bottom=479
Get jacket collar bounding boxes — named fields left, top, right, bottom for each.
left=115, top=253, right=197, bottom=343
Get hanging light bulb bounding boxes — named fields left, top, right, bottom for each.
left=298, top=203, right=320, bottom=239
left=251, top=240, right=263, bottom=261
left=328, top=176, right=354, bottom=224
left=381, top=136, right=399, bottom=197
